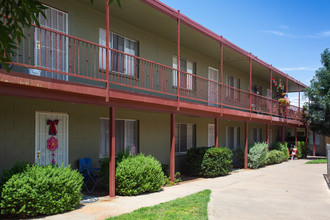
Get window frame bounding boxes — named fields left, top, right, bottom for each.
left=172, top=56, right=196, bottom=91
left=251, top=128, right=262, bottom=143
left=99, top=28, right=139, bottom=78
left=226, top=126, right=240, bottom=149
left=226, top=75, right=240, bottom=101
left=99, top=118, right=139, bottom=158
left=175, top=123, right=196, bottom=154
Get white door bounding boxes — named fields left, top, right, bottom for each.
left=208, top=124, right=215, bottom=147
left=35, top=112, right=69, bottom=166
left=208, top=67, right=219, bottom=105
left=35, top=6, right=68, bottom=80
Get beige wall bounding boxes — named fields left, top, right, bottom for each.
left=0, top=94, right=291, bottom=174
left=0, top=95, right=105, bottom=171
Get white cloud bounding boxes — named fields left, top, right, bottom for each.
left=261, top=29, right=330, bottom=39
left=317, top=30, right=330, bottom=38
left=279, top=67, right=317, bottom=72
left=262, top=30, right=286, bottom=36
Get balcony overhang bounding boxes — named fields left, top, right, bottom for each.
left=0, top=70, right=304, bottom=127
left=71, top=0, right=306, bottom=90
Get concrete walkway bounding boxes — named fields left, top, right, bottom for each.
left=41, top=159, right=330, bottom=220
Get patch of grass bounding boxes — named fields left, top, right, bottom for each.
left=306, top=159, right=327, bottom=164
left=107, top=189, right=211, bottom=220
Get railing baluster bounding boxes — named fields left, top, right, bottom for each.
left=55, top=32, right=57, bottom=71
left=68, top=37, right=71, bottom=73
left=77, top=41, right=80, bottom=76
left=22, top=29, right=25, bottom=64
left=28, top=28, right=31, bottom=65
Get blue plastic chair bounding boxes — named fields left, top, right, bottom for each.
left=79, top=158, right=100, bottom=193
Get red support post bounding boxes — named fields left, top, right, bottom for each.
left=282, top=126, right=285, bottom=144
left=270, top=69, right=272, bottom=118
left=266, top=124, right=269, bottom=151
left=294, top=126, right=297, bottom=147
left=105, top=0, right=110, bottom=102
left=176, top=10, right=180, bottom=110
left=220, top=41, right=223, bottom=115
left=170, top=113, right=175, bottom=182
left=286, top=77, right=288, bottom=120
left=313, top=131, right=316, bottom=156
left=109, top=107, right=115, bottom=197
left=249, top=58, right=252, bottom=117
left=215, top=118, right=219, bottom=148
left=244, top=121, right=248, bottom=169
left=298, top=86, right=301, bottom=116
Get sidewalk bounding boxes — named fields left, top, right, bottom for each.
left=40, top=159, right=330, bottom=220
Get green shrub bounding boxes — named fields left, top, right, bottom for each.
left=0, top=164, right=83, bottom=217
left=265, top=150, right=284, bottom=165
left=100, top=150, right=131, bottom=187
left=115, top=154, right=165, bottom=196
left=185, top=147, right=210, bottom=176
left=201, top=147, right=232, bottom=177
left=270, top=142, right=289, bottom=161
left=232, top=147, right=245, bottom=168
left=164, top=172, right=182, bottom=187
left=0, top=161, right=30, bottom=196
left=248, top=142, right=267, bottom=169
left=297, top=141, right=308, bottom=159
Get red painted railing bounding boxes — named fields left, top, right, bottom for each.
left=5, top=25, right=303, bottom=121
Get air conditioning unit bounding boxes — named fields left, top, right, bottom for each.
left=28, top=68, right=41, bottom=76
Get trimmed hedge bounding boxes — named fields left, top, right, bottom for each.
left=232, top=147, right=245, bottom=168
left=248, top=142, right=267, bottom=169
left=201, top=147, right=232, bottom=177
left=0, top=164, right=83, bottom=217
left=265, top=150, right=285, bottom=165
left=270, top=142, right=289, bottom=161
left=115, top=154, right=165, bottom=196
left=100, top=150, right=131, bottom=187
left=185, top=147, right=210, bottom=176
left=0, top=161, right=30, bottom=196
left=297, top=141, right=308, bottom=159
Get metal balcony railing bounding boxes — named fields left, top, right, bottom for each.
left=4, top=24, right=303, bottom=121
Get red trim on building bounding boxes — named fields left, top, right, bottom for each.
left=109, top=107, right=116, bottom=197
left=170, top=113, right=175, bottom=182
left=244, top=121, right=248, bottom=169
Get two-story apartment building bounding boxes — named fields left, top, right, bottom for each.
left=0, top=0, right=307, bottom=196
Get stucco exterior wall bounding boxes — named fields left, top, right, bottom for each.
left=0, top=95, right=104, bottom=171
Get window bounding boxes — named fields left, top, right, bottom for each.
left=226, top=127, right=240, bottom=149
left=172, top=56, right=195, bottom=90
left=226, top=75, right=240, bottom=100
left=99, top=119, right=138, bottom=158
left=309, top=132, right=320, bottom=145
left=208, top=124, right=215, bottom=147
left=252, top=128, right=262, bottom=143
left=35, top=6, right=68, bottom=80
left=99, top=29, right=138, bottom=77
left=175, top=123, right=196, bottom=153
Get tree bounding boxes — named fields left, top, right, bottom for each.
left=0, top=0, right=121, bottom=72
left=0, top=0, right=46, bottom=72
left=305, top=48, right=330, bottom=136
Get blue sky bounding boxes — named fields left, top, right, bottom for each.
left=161, top=0, right=330, bottom=88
